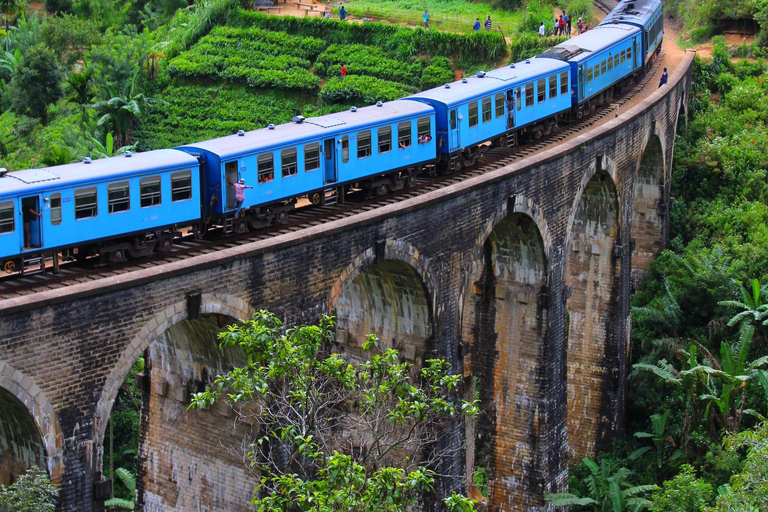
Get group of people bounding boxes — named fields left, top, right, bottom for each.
left=472, top=16, right=493, bottom=31
left=538, top=12, right=587, bottom=37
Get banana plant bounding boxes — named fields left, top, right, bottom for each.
left=104, top=467, right=135, bottom=511
left=91, top=133, right=136, bottom=159
left=631, top=411, right=682, bottom=484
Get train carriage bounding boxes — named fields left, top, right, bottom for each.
left=600, top=0, right=664, bottom=66
left=178, top=101, right=436, bottom=227
left=0, top=150, right=201, bottom=271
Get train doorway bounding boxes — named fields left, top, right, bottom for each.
left=324, top=139, right=337, bottom=184
left=21, top=196, right=42, bottom=250
left=449, top=109, right=460, bottom=151
left=224, top=161, right=238, bottom=210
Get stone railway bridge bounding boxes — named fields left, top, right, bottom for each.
left=0, top=52, right=694, bottom=512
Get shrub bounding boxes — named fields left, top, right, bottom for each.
left=508, top=33, right=569, bottom=62
left=420, top=56, right=455, bottom=89
left=319, top=76, right=416, bottom=104
left=314, top=44, right=422, bottom=85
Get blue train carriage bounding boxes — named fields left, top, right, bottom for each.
left=178, top=101, right=436, bottom=232
left=403, top=57, right=571, bottom=169
left=0, top=150, right=202, bottom=273
left=538, top=24, right=642, bottom=116
left=600, top=0, right=664, bottom=67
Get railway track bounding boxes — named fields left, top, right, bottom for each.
left=594, top=0, right=619, bottom=15
left=0, top=54, right=663, bottom=301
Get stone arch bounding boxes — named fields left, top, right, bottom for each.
left=675, top=97, right=688, bottom=134
left=564, top=163, right=621, bottom=462
left=94, top=293, right=252, bottom=445
left=331, top=246, right=434, bottom=366
left=0, top=362, right=63, bottom=482
left=631, top=131, right=666, bottom=283
left=461, top=208, right=549, bottom=510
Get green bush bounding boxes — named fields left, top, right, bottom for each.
left=508, top=33, right=569, bottom=62
left=420, top=56, right=454, bottom=89
left=314, top=44, right=422, bottom=85
left=319, top=76, right=416, bottom=104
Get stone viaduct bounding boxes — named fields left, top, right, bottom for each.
left=0, top=52, right=694, bottom=511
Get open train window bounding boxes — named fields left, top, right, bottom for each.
left=482, top=98, right=492, bottom=122
left=341, top=136, right=349, bottom=162
left=560, top=72, right=568, bottom=95
left=601, top=60, right=606, bottom=75
left=50, top=193, right=61, bottom=225
left=258, top=154, right=274, bottom=183
left=468, top=103, right=478, bottom=127
left=525, top=83, right=534, bottom=107
left=398, top=122, right=411, bottom=148
left=516, top=88, right=521, bottom=110
left=495, top=93, right=504, bottom=118
left=305, top=143, right=320, bottom=171
left=282, top=148, right=298, bottom=177
left=587, top=67, right=593, bottom=82
left=417, top=118, right=431, bottom=141
left=0, top=201, right=14, bottom=234
left=108, top=182, right=130, bottom=213
left=140, top=177, right=161, bottom=208
left=358, top=131, right=371, bottom=158
left=378, top=127, right=392, bottom=153
left=549, top=75, right=557, bottom=98
left=171, top=171, right=192, bottom=201
left=75, top=188, right=97, bottom=219
left=537, top=79, right=545, bottom=103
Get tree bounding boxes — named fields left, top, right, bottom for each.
left=0, top=466, right=58, bottom=512
left=649, top=465, right=714, bottom=512
left=712, top=422, right=768, bottom=512
left=631, top=411, right=682, bottom=484
left=10, top=43, right=63, bottom=125
left=189, top=311, right=478, bottom=511
left=0, top=0, right=26, bottom=52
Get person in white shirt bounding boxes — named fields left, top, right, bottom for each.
left=538, top=21, right=545, bottom=37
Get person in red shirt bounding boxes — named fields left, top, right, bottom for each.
left=341, top=64, right=347, bottom=80
left=558, top=15, right=565, bottom=36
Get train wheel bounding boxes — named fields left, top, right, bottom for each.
left=310, top=192, right=321, bottom=205
left=3, top=260, right=15, bottom=274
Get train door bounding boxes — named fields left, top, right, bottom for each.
left=506, top=90, right=516, bottom=129
left=449, top=109, right=460, bottom=151
left=578, top=65, right=585, bottom=100
left=21, top=195, right=42, bottom=250
left=224, top=160, right=238, bottom=209
left=324, top=139, right=337, bottom=183
left=633, top=37, right=638, bottom=69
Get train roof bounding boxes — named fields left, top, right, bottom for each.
left=405, top=57, right=570, bottom=108
left=538, top=24, right=641, bottom=63
left=600, top=0, right=663, bottom=28
left=0, top=149, right=199, bottom=197
left=180, top=100, right=434, bottom=160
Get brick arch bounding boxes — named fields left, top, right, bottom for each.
left=564, top=154, right=620, bottom=245
left=0, top=361, right=63, bottom=480
left=94, top=293, right=252, bottom=444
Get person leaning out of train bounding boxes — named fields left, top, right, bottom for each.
left=230, top=178, right=253, bottom=218
left=24, top=206, right=42, bottom=248
left=417, top=134, right=432, bottom=144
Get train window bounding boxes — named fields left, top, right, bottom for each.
left=417, top=118, right=431, bottom=140
left=281, top=149, right=298, bottom=177
left=537, top=79, right=545, bottom=103
left=171, top=171, right=193, bottom=201
left=258, top=154, right=274, bottom=183
left=601, top=60, right=607, bottom=75
left=398, top=122, right=411, bottom=148
left=468, top=103, right=478, bottom=127
left=305, top=143, right=320, bottom=171
left=525, top=83, right=534, bottom=107
left=108, top=182, right=130, bottom=213
left=75, top=188, right=97, bottom=219
left=560, top=72, right=568, bottom=95
left=378, top=127, right=392, bottom=153
left=549, top=75, right=557, bottom=98
left=621, top=50, right=626, bottom=63
left=495, top=93, right=504, bottom=118
left=614, top=54, right=619, bottom=68
left=587, top=67, right=593, bottom=82
left=607, top=56, right=613, bottom=71
left=0, top=201, right=13, bottom=234
left=50, top=193, right=61, bottom=225
left=449, top=111, right=457, bottom=130
left=626, top=46, right=632, bottom=62
left=594, top=64, right=600, bottom=78
left=482, top=98, right=492, bottom=122
left=358, top=131, right=372, bottom=159
left=341, top=136, right=349, bottom=162
left=140, top=177, right=162, bottom=208
left=516, top=88, right=521, bottom=110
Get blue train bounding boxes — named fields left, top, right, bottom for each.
left=0, top=0, right=662, bottom=274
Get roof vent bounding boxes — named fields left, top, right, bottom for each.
left=124, top=151, right=132, bottom=157
left=627, top=2, right=634, bottom=8
left=0, top=168, right=7, bottom=178
left=83, top=157, right=92, bottom=164
left=476, top=71, right=486, bottom=78
left=613, top=18, right=619, bottom=23
left=350, top=106, right=358, bottom=112
left=444, top=83, right=451, bottom=88
left=292, top=115, right=305, bottom=123
left=268, top=124, right=275, bottom=130
left=462, top=78, right=468, bottom=83
left=510, top=63, right=516, bottom=68
left=237, top=129, right=245, bottom=136
left=376, top=101, right=383, bottom=107
left=525, top=59, right=531, bottom=64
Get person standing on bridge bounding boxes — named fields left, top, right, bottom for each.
left=231, top=178, right=253, bottom=218
left=658, top=67, right=668, bottom=88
